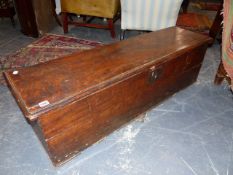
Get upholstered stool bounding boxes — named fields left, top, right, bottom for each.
left=61, top=0, right=120, bottom=38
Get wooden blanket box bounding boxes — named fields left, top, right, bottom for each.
left=4, top=27, right=212, bottom=166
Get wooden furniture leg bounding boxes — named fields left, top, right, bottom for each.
left=108, top=19, right=115, bottom=38
left=209, top=1, right=223, bottom=44
left=62, top=12, right=68, bottom=33
left=14, top=0, right=39, bottom=37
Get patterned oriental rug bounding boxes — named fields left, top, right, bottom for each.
left=0, top=34, right=103, bottom=85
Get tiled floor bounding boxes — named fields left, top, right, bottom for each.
left=0, top=15, right=233, bottom=175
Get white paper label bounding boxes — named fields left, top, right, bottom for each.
left=38, top=100, right=50, bottom=108
left=13, top=71, right=19, bottom=75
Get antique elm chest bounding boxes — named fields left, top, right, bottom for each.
left=4, top=27, right=212, bottom=166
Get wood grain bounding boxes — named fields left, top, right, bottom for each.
left=4, top=27, right=211, bottom=120
left=4, top=27, right=211, bottom=166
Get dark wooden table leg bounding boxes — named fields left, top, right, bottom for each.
left=62, top=12, right=68, bottom=33
left=108, top=19, right=115, bottom=38
left=14, top=0, right=39, bottom=37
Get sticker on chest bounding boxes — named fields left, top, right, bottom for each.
left=38, top=100, right=50, bottom=108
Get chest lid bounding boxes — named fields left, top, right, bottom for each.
left=4, top=27, right=211, bottom=121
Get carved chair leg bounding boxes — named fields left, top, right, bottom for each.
left=107, top=19, right=115, bottom=38
left=62, top=12, right=68, bottom=33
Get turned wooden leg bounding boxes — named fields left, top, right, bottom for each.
left=108, top=19, right=115, bottom=38
left=62, top=12, right=68, bottom=33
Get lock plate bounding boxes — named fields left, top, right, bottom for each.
left=148, top=66, right=162, bottom=84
